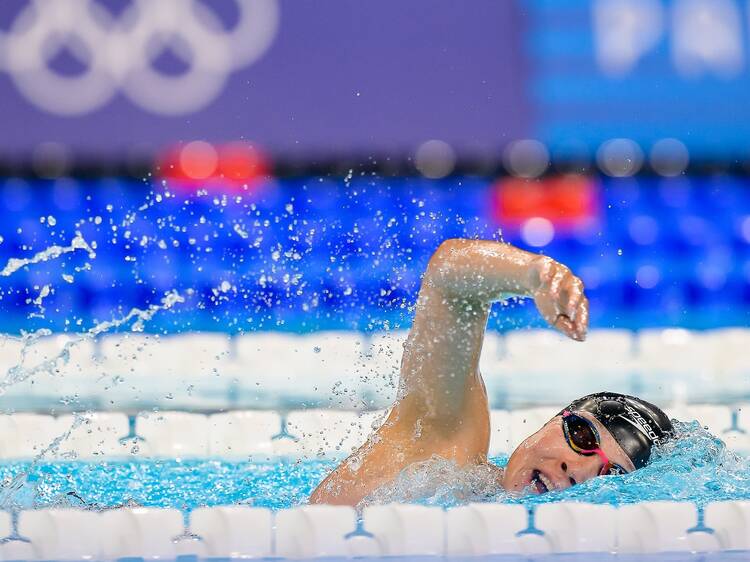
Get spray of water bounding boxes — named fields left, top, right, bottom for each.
left=358, top=421, right=750, bottom=509
left=0, top=412, right=92, bottom=519
left=28, top=284, right=52, bottom=318
left=0, top=232, right=95, bottom=277
left=0, top=290, right=185, bottom=394
left=0, top=285, right=186, bottom=515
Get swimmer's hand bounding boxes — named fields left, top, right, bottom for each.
left=422, top=238, right=588, bottom=340
left=530, top=257, right=588, bottom=341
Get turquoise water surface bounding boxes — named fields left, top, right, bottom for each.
left=0, top=421, right=748, bottom=512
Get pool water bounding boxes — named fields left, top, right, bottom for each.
left=1, top=421, right=748, bottom=512
left=0, top=457, right=334, bottom=512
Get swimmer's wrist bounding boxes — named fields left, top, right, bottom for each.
left=525, top=255, right=556, bottom=296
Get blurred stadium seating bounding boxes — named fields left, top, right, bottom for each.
left=0, top=174, right=747, bottom=333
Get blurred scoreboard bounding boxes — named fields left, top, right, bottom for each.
left=527, top=0, right=750, bottom=160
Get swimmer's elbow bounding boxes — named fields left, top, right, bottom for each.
left=424, top=238, right=511, bottom=297
left=424, top=239, right=468, bottom=287
left=429, top=238, right=467, bottom=265
left=424, top=239, right=535, bottom=302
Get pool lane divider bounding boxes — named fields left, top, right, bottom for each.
left=0, top=501, right=748, bottom=558
left=1, top=404, right=748, bottom=461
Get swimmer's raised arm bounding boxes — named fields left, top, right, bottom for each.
left=310, top=239, right=588, bottom=505
left=398, top=239, right=588, bottom=421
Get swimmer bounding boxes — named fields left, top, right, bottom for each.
left=310, top=238, right=673, bottom=505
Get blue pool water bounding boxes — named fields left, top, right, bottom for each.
left=1, top=422, right=747, bottom=512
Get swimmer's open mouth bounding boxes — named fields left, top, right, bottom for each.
left=531, top=469, right=552, bottom=494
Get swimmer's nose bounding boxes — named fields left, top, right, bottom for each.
left=543, top=463, right=568, bottom=490
left=559, top=462, right=578, bottom=488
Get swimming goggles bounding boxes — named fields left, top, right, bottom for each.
left=561, top=410, right=628, bottom=476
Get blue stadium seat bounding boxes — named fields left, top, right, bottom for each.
left=0, top=175, right=749, bottom=332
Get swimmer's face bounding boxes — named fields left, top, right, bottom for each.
left=502, top=411, right=636, bottom=495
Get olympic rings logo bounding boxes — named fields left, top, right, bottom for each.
left=0, top=0, right=279, bottom=116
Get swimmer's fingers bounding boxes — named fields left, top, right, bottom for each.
left=535, top=299, right=553, bottom=328
left=553, top=306, right=587, bottom=341
left=553, top=314, right=577, bottom=339
left=533, top=260, right=587, bottom=341
left=563, top=275, right=585, bottom=320
left=534, top=265, right=566, bottom=312
left=533, top=286, right=560, bottom=328
left=536, top=295, right=577, bottom=340
left=556, top=281, right=588, bottom=341
left=573, top=294, right=589, bottom=341
left=547, top=264, right=569, bottom=302
left=548, top=267, right=581, bottom=318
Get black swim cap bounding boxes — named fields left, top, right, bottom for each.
left=560, top=392, right=674, bottom=469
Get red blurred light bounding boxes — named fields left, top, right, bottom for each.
left=156, top=140, right=270, bottom=188
left=494, top=175, right=599, bottom=227
left=179, top=141, right=218, bottom=180
left=218, top=142, right=267, bottom=182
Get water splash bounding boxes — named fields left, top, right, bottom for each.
left=0, top=290, right=185, bottom=394
left=232, top=223, right=250, bottom=239
left=359, top=421, right=750, bottom=509
left=0, top=232, right=95, bottom=277
left=0, top=412, right=90, bottom=512
left=1, top=422, right=746, bottom=512
left=360, top=455, right=505, bottom=508
left=28, top=284, right=52, bottom=318
left=88, top=289, right=185, bottom=335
